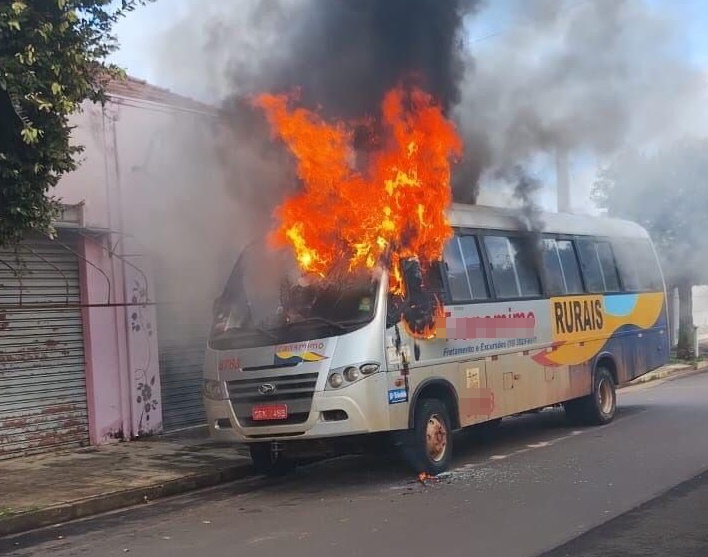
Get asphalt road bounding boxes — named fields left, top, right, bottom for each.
left=4, top=371, right=708, bottom=557
left=540, top=468, right=708, bottom=557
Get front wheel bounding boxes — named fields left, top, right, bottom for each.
left=401, top=398, right=454, bottom=475
left=564, top=366, right=617, bottom=426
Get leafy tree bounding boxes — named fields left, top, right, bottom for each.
left=0, top=0, right=152, bottom=246
left=592, top=139, right=708, bottom=359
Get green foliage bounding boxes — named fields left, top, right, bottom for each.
left=593, top=139, right=708, bottom=359
left=0, top=0, right=152, bottom=246
left=591, top=139, right=708, bottom=286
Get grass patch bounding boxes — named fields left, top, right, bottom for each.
left=0, top=508, right=16, bottom=519
left=0, top=505, right=44, bottom=519
left=669, top=353, right=706, bottom=367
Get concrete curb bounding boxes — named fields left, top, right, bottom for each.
left=620, top=360, right=708, bottom=389
left=0, top=463, right=254, bottom=538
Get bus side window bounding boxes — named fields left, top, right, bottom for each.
left=541, top=239, right=566, bottom=296
left=596, top=242, right=622, bottom=292
left=556, top=240, right=584, bottom=294
left=483, top=235, right=541, bottom=299
left=576, top=239, right=622, bottom=293
left=614, top=238, right=663, bottom=292
left=458, top=236, right=490, bottom=301
left=611, top=240, right=642, bottom=291
left=442, top=236, right=490, bottom=303
left=443, top=238, right=472, bottom=302
left=576, top=239, right=606, bottom=293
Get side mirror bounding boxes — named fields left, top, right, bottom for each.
left=401, top=257, right=424, bottom=297
left=386, top=293, right=404, bottom=329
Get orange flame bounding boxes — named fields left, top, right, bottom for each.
left=254, top=85, right=462, bottom=307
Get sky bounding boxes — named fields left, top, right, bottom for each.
left=112, top=0, right=708, bottom=88
left=109, top=0, right=708, bottom=214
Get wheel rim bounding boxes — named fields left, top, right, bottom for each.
left=426, top=413, right=448, bottom=462
left=598, top=378, right=614, bottom=415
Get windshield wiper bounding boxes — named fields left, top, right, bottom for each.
left=284, top=316, right=349, bottom=332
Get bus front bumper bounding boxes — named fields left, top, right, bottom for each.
left=205, top=390, right=390, bottom=444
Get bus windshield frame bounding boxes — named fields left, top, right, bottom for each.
left=208, top=240, right=381, bottom=350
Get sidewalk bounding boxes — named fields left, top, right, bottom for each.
left=0, top=428, right=252, bottom=537
left=623, top=334, right=708, bottom=388
left=1, top=348, right=707, bottom=539
left=623, top=360, right=708, bottom=388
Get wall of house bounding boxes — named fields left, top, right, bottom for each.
left=52, top=91, right=245, bottom=442
left=57, top=103, right=112, bottom=230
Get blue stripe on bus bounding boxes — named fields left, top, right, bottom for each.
left=604, top=294, right=639, bottom=317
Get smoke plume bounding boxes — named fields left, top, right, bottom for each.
left=149, top=0, right=706, bottom=212
left=137, top=0, right=708, bottom=299
left=256, top=0, right=483, bottom=118
left=456, top=0, right=706, bottom=206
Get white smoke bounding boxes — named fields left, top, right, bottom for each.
left=456, top=0, right=707, bottom=205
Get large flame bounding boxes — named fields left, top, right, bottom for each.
left=254, top=85, right=462, bottom=301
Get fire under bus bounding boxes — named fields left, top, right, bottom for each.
left=203, top=203, right=670, bottom=476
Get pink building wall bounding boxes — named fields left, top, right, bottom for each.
left=54, top=79, right=242, bottom=444
left=76, top=232, right=162, bottom=442
left=78, top=237, right=125, bottom=443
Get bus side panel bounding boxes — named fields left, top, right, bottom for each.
left=568, top=362, right=593, bottom=399
left=599, top=305, right=670, bottom=384
left=544, top=292, right=669, bottom=385
left=484, top=354, right=569, bottom=417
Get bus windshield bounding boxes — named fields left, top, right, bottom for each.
left=208, top=240, right=379, bottom=350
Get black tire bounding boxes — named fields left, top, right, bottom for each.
left=564, top=366, right=617, bottom=426
left=249, top=443, right=297, bottom=478
left=401, top=398, right=454, bottom=475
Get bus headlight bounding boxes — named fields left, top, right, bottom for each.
left=326, top=362, right=381, bottom=390
left=360, top=363, right=380, bottom=375
left=328, top=373, right=344, bottom=389
left=203, top=379, right=227, bottom=400
left=344, top=366, right=360, bottom=382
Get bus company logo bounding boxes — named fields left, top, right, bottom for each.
left=277, top=341, right=326, bottom=353
left=218, top=357, right=241, bottom=372
left=435, top=309, right=536, bottom=340
left=552, top=295, right=605, bottom=340
left=274, top=340, right=329, bottom=365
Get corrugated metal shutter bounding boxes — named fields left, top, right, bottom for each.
left=0, top=234, right=89, bottom=459
left=153, top=251, right=232, bottom=433
left=156, top=310, right=209, bottom=432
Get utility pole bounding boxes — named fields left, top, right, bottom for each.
left=555, top=147, right=571, bottom=213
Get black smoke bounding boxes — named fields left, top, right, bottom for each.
left=212, top=0, right=485, bottom=223
left=151, top=0, right=705, bottom=214
left=253, top=0, right=484, bottom=119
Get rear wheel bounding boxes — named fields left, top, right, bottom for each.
left=249, top=443, right=297, bottom=477
left=564, top=366, right=617, bottom=426
left=401, top=398, right=454, bottom=475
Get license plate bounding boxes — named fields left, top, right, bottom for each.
left=252, top=404, right=288, bottom=421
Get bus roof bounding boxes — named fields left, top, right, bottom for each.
left=447, top=203, right=649, bottom=240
